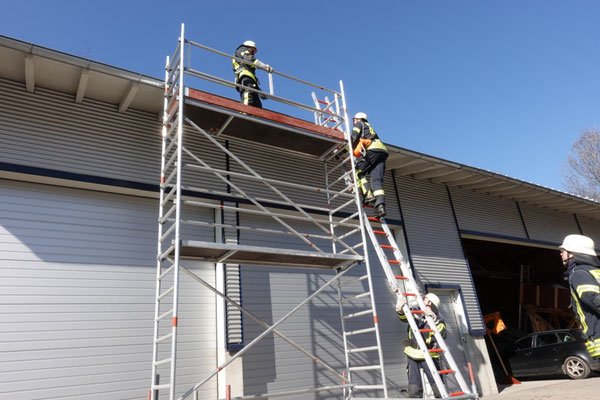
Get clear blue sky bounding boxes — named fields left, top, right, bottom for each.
left=2, top=1, right=599, bottom=191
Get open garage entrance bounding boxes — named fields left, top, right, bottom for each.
left=462, top=237, right=577, bottom=381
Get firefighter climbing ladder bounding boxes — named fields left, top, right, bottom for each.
left=363, top=213, right=476, bottom=399
left=151, top=23, right=477, bottom=400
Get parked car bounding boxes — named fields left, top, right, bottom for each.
left=508, top=329, right=600, bottom=379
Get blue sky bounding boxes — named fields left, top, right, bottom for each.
left=2, top=1, right=599, bottom=191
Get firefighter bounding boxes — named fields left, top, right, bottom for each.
left=560, top=234, right=600, bottom=359
left=396, top=293, right=446, bottom=398
left=351, top=112, right=388, bottom=218
left=232, top=40, right=272, bottom=108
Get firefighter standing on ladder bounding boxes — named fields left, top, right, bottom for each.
left=232, top=40, right=272, bottom=108
left=396, top=293, right=446, bottom=398
left=560, top=234, right=600, bottom=359
left=351, top=112, right=388, bottom=218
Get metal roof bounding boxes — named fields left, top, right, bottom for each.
left=1, top=34, right=599, bottom=220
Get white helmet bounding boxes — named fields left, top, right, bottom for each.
left=425, top=293, right=441, bottom=309
left=243, top=40, right=256, bottom=48
left=559, top=234, right=597, bottom=256
left=353, top=112, right=367, bottom=120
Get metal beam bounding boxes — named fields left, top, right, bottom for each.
left=394, top=160, right=435, bottom=175
left=118, top=81, right=140, bottom=113
left=386, top=156, right=424, bottom=170
left=75, top=68, right=90, bottom=103
left=471, top=181, right=516, bottom=193
left=429, top=170, right=474, bottom=184
left=450, top=175, right=489, bottom=187
left=25, top=54, right=35, bottom=93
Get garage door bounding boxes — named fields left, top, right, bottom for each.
left=0, top=179, right=217, bottom=400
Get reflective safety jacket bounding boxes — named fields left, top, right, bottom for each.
left=351, top=120, right=387, bottom=157
left=398, top=310, right=447, bottom=360
left=566, top=253, right=600, bottom=358
left=232, top=45, right=267, bottom=84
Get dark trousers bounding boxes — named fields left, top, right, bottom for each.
left=238, top=76, right=262, bottom=108
left=356, top=150, right=388, bottom=206
left=407, top=357, right=442, bottom=398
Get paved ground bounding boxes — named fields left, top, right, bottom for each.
left=481, top=374, right=600, bottom=399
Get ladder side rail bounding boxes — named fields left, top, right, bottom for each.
left=339, top=80, right=389, bottom=398
left=151, top=55, right=173, bottom=400
left=378, top=221, right=473, bottom=396
left=311, top=92, right=323, bottom=126
left=169, top=23, right=186, bottom=400
left=335, top=272, right=352, bottom=398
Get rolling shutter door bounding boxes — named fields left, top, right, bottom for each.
left=0, top=179, right=216, bottom=400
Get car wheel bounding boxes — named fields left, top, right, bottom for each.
left=562, top=356, right=591, bottom=379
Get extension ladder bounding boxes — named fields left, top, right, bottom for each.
left=363, top=213, right=477, bottom=399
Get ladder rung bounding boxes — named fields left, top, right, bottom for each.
left=155, top=332, right=173, bottom=344
left=158, top=308, right=174, bottom=321
left=420, top=329, right=434, bottom=333
left=451, top=392, right=466, bottom=397
left=349, top=365, right=381, bottom=372
left=439, top=369, right=454, bottom=375
left=348, top=345, right=379, bottom=353
left=343, top=309, right=373, bottom=319
left=158, top=285, right=174, bottom=301
left=380, top=245, right=395, bottom=250
left=389, top=260, right=401, bottom=264
left=411, top=310, right=425, bottom=314
left=394, top=274, right=407, bottom=278
left=154, top=357, right=172, bottom=367
left=367, top=216, right=380, bottom=222
left=403, top=292, right=416, bottom=296
left=373, top=230, right=387, bottom=235
left=151, top=384, right=171, bottom=390
left=353, top=384, right=385, bottom=390
left=339, top=274, right=368, bottom=287
left=429, top=348, right=444, bottom=353
left=341, top=291, right=371, bottom=303
left=158, top=265, right=175, bottom=280
left=344, top=327, right=376, bottom=336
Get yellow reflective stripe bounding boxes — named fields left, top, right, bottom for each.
left=404, top=346, right=424, bottom=359
left=373, top=189, right=384, bottom=196
left=590, top=269, right=600, bottom=280
left=352, top=127, right=360, bottom=133
left=366, top=139, right=387, bottom=152
left=576, top=284, right=600, bottom=298
left=572, top=290, right=589, bottom=334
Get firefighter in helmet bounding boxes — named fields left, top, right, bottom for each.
left=560, top=234, right=600, bottom=359
left=232, top=40, right=272, bottom=108
left=351, top=112, right=388, bottom=218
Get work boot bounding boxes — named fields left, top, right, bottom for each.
left=374, top=204, right=386, bottom=218
left=407, top=384, right=422, bottom=398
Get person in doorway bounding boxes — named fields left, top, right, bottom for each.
left=351, top=112, right=388, bottom=218
left=560, top=234, right=600, bottom=359
left=396, top=292, right=446, bottom=398
left=232, top=40, right=273, bottom=108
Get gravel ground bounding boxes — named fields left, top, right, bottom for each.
left=481, top=374, right=600, bottom=399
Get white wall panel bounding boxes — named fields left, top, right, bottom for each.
left=0, top=179, right=216, bottom=400
left=449, top=186, right=527, bottom=239
left=519, top=203, right=579, bottom=244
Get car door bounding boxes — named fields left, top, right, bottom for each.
left=510, top=336, right=537, bottom=376
left=531, top=333, right=561, bottom=375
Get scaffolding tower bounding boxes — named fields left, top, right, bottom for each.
left=150, top=24, right=476, bottom=400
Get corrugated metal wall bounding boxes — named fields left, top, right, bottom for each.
left=577, top=215, right=600, bottom=251
left=394, top=175, right=484, bottom=332
left=0, top=179, right=216, bottom=400
left=449, top=187, right=528, bottom=239
left=519, top=203, right=580, bottom=244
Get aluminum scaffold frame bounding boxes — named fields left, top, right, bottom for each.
left=150, top=23, right=392, bottom=400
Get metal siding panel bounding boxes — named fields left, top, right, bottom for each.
left=577, top=215, right=600, bottom=251
left=449, top=186, right=527, bottom=239
left=519, top=203, right=580, bottom=244
left=394, top=175, right=484, bottom=332
left=0, top=78, right=227, bottom=193
left=0, top=179, right=216, bottom=400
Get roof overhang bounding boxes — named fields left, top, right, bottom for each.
left=386, top=146, right=600, bottom=219
left=0, top=34, right=164, bottom=115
